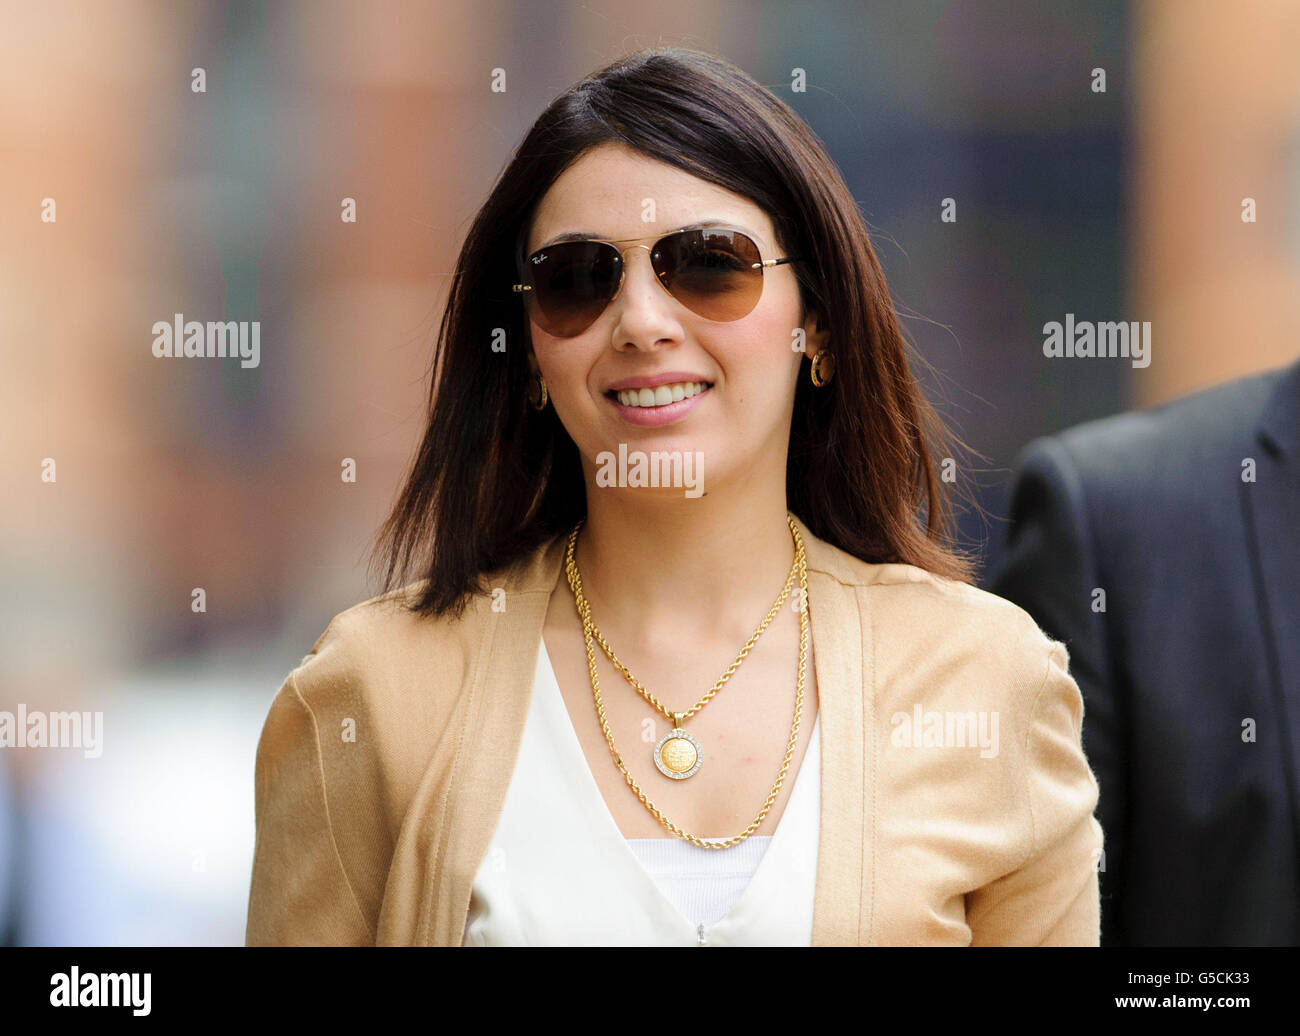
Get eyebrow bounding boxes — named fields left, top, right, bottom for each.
left=535, top=219, right=757, bottom=252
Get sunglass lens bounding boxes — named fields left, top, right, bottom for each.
left=527, top=241, right=619, bottom=337
left=657, top=230, right=763, bottom=321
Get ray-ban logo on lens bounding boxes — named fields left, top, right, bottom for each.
left=152, top=313, right=260, bottom=368
left=596, top=443, right=704, bottom=498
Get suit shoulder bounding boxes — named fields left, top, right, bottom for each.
left=1024, top=366, right=1284, bottom=487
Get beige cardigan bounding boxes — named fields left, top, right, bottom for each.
left=245, top=514, right=1103, bottom=945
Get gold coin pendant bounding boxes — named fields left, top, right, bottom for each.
left=654, top=726, right=702, bottom=780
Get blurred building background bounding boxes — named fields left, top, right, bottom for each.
left=0, top=0, right=1296, bottom=944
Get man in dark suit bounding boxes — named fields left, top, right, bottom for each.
left=990, top=359, right=1300, bottom=946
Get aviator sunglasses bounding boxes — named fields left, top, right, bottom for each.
left=512, top=227, right=800, bottom=338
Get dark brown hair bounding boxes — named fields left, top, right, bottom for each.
left=370, top=45, right=976, bottom=619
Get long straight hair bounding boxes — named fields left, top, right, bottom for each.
left=370, top=46, right=976, bottom=619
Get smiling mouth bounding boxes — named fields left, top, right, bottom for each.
left=605, top=381, right=714, bottom=408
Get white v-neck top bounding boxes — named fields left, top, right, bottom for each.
left=461, top=638, right=821, bottom=946
left=623, top=831, right=773, bottom=934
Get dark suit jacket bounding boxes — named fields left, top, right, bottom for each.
left=991, top=359, right=1300, bottom=946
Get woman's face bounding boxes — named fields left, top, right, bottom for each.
left=523, top=141, right=826, bottom=501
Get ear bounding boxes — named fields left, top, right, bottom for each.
left=803, top=310, right=830, bottom=358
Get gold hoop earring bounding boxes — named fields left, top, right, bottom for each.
left=528, top=371, right=549, bottom=410
left=810, top=351, right=836, bottom=387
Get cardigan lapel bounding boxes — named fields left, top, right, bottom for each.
left=797, top=519, right=873, bottom=945
left=401, top=514, right=871, bottom=946
left=416, top=532, right=569, bottom=946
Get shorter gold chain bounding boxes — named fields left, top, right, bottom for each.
left=563, top=514, right=809, bottom=849
left=583, top=530, right=800, bottom=723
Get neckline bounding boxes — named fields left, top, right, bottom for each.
left=536, top=635, right=820, bottom=936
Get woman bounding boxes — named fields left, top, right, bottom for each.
left=246, top=46, right=1103, bottom=946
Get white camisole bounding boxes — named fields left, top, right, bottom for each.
left=461, top=638, right=821, bottom=946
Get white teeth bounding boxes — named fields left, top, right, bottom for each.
left=615, top=381, right=710, bottom=408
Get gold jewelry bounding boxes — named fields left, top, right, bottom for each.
left=562, top=514, right=809, bottom=849
left=528, top=370, right=549, bottom=409
left=810, top=350, right=836, bottom=387
left=579, top=526, right=800, bottom=780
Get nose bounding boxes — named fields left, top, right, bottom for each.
left=609, top=243, right=677, bottom=332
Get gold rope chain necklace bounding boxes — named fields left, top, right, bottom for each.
left=576, top=517, right=801, bottom=780
left=562, top=514, right=809, bottom=849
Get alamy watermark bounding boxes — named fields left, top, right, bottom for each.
left=0, top=705, right=103, bottom=758
left=50, top=967, right=150, bottom=1015
left=890, top=704, right=999, bottom=758
left=152, top=313, right=260, bottom=368
left=1042, top=313, right=1151, bottom=368
left=595, top=443, right=704, bottom=498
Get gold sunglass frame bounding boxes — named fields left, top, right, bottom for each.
left=510, top=228, right=799, bottom=299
